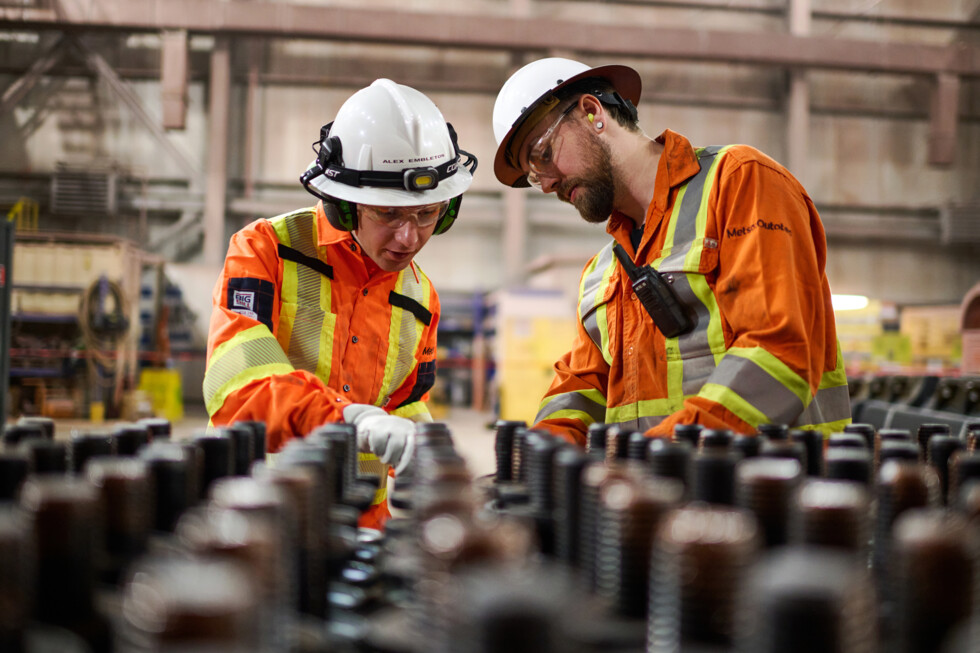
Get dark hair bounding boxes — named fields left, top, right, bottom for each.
left=556, top=77, right=640, bottom=133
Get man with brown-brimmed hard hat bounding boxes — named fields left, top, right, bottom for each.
left=492, top=57, right=850, bottom=445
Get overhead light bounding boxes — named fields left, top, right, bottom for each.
left=832, top=294, right=869, bottom=311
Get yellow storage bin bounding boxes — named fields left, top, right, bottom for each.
left=138, top=368, right=184, bottom=422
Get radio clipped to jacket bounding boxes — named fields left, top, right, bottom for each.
left=612, top=243, right=694, bottom=338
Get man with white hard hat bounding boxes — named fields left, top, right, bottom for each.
left=204, top=79, right=477, bottom=529
left=492, top=58, right=850, bottom=445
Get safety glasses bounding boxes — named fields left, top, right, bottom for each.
left=525, top=103, right=577, bottom=189
left=359, top=201, right=450, bottom=230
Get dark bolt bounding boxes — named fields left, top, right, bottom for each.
left=552, top=447, right=589, bottom=567
left=86, top=457, right=152, bottom=584
left=19, top=477, right=101, bottom=625
left=757, top=423, right=789, bottom=441
left=947, top=452, right=980, bottom=505
left=493, top=420, right=525, bottom=482
left=309, top=423, right=358, bottom=500
left=672, top=423, right=702, bottom=448
left=878, top=441, right=921, bottom=470
left=892, top=509, right=977, bottom=653
left=626, top=432, right=649, bottom=461
left=137, top=417, right=172, bottom=440
left=226, top=423, right=256, bottom=476
left=649, top=505, right=760, bottom=650
left=825, top=448, right=873, bottom=486
left=15, top=416, right=55, bottom=440
left=587, top=423, right=612, bottom=457
left=843, top=422, right=876, bottom=449
left=790, top=429, right=824, bottom=476
left=735, top=457, right=804, bottom=548
left=595, top=476, right=682, bottom=618
left=736, top=548, right=877, bottom=653
left=416, top=422, right=455, bottom=450
left=647, top=438, right=692, bottom=493
left=759, top=439, right=808, bottom=473
left=68, top=432, right=114, bottom=474
left=234, top=421, right=267, bottom=462
left=955, top=480, right=980, bottom=519
left=119, top=555, right=260, bottom=648
left=877, top=429, right=914, bottom=462
left=966, top=429, right=980, bottom=454
left=698, top=428, right=734, bottom=452
left=175, top=440, right=206, bottom=502
left=526, top=432, right=560, bottom=515
left=18, top=439, right=67, bottom=475
left=578, top=463, right=630, bottom=590
left=111, top=423, right=150, bottom=457
left=0, top=507, right=33, bottom=651
left=191, top=430, right=233, bottom=496
left=139, top=441, right=194, bottom=533
left=3, top=423, right=44, bottom=448
left=927, top=435, right=964, bottom=505
left=276, top=438, right=337, bottom=522
left=512, top=427, right=529, bottom=482
left=0, top=451, right=30, bottom=501
left=604, top=426, right=633, bottom=463
left=828, top=432, right=868, bottom=450
left=733, top=434, right=762, bottom=459
left=873, top=462, right=940, bottom=603
left=790, top=478, right=870, bottom=553
left=690, top=449, right=739, bottom=505
left=916, top=423, right=951, bottom=461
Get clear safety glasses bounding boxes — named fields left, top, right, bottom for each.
left=359, top=201, right=450, bottom=230
left=525, top=103, right=577, bottom=189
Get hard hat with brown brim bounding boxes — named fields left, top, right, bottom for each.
left=492, top=58, right=642, bottom=188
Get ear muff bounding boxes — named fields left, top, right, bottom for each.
left=432, top=195, right=462, bottom=235
left=322, top=198, right=359, bottom=232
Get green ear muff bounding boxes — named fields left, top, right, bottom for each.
left=433, top=196, right=462, bottom=235
left=323, top=198, right=359, bottom=231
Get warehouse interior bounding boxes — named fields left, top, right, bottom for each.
left=2, top=0, right=980, bottom=650
left=2, top=0, right=980, bottom=430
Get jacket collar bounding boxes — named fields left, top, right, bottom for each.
left=607, top=129, right=701, bottom=242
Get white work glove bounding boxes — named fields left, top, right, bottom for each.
left=342, top=403, right=416, bottom=476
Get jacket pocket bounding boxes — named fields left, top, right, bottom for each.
left=656, top=241, right=723, bottom=361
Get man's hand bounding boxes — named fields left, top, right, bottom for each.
left=342, top=404, right=416, bottom=475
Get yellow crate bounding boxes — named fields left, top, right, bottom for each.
left=138, top=368, right=184, bottom=422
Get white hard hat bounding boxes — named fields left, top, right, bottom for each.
left=303, top=79, right=474, bottom=207
left=492, top=58, right=641, bottom=188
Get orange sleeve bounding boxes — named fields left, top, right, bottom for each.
left=647, top=147, right=836, bottom=436
left=206, top=220, right=351, bottom=452
left=532, top=258, right=611, bottom=447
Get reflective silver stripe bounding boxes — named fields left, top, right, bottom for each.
left=663, top=147, right=722, bottom=391
left=710, top=354, right=805, bottom=425
left=534, top=391, right=607, bottom=425
left=203, top=332, right=292, bottom=405
left=795, top=383, right=851, bottom=427
left=578, top=243, right=615, bottom=350
left=660, top=146, right=721, bottom=271
left=282, top=213, right=325, bottom=374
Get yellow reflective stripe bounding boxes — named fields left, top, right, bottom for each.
left=699, top=381, right=768, bottom=426
left=371, top=486, right=387, bottom=505
left=271, top=214, right=299, bottom=350
left=375, top=268, right=428, bottom=405
left=266, top=452, right=280, bottom=468
left=726, top=347, right=812, bottom=407
left=690, top=273, right=727, bottom=364
left=578, top=247, right=616, bottom=366
left=820, top=342, right=849, bottom=390
left=606, top=396, right=684, bottom=424
left=804, top=417, right=852, bottom=437
left=595, top=303, right=612, bottom=366
left=315, top=311, right=336, bottom=386
left=357, top=452, right=388, bottom=505
left=204, top=324, right=294, bottom=414
left=391, top=402, right=432, bottom=421
left=206, top=362, right=294, bottom=416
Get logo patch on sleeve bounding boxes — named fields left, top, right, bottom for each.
left=226, top=277, right=275, bottom=330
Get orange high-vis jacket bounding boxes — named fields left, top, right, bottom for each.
left=203, top=202, right=439, bottom=529
left=533, top=130, right=850, bottom=446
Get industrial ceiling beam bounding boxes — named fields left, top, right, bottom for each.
left=3, top=1, right=980, bottom=77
